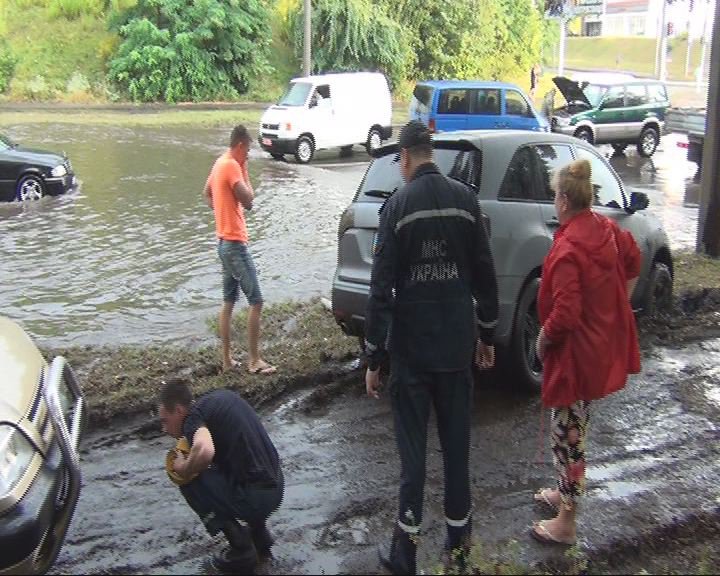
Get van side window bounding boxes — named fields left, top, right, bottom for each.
left=647, top=83, right=668, bottom=103
left=438, top=89, right=470, bottom=114
left=626, top=84, right=648, bottom=107
left=499, top=147, right=538, bottom=201
left=602, top=86, right=625, bottom=108
left=473, top=89, right=500, bottom=115
left=576, top=147, right=626, bottom=209
left=532, top=144, right=574, bottom=202
left=505, top=91, right=532, bottom=117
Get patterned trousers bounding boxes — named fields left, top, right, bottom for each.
left=551, top=400, right=590, bottom=510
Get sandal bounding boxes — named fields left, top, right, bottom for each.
left=529, top=520, right=576, bottom=546
left=533, top=488, right=559, bottom=512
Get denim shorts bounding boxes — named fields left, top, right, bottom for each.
left=218, top=239, right=263, bottom=306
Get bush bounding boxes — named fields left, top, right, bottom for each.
left=0, top=40, right=18, bottom=94
left=66, top=70, right=91, bottom=93
left=25, top=74, right=51, bottom=99
left=108, top=0, right=273, bottom=102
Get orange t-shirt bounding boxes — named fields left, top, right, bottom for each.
left=208, top=151, right=252, bottom=242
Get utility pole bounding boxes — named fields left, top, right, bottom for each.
left=303, top=0, right=311, bottom=77
left=659, top=0, right=669, bottom=81
left=697, top=0, right=720, bottom=256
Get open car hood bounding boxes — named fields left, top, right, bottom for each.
left=552, top=76, right=591, bottom=107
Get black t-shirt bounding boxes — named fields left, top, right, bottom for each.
left=183, top=389, right=281, bottom=487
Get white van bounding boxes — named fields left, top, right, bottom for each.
left=258, top=72, right=393, bottom=163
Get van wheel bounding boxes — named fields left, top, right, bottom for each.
left=511, top=278, right=543, bottom=392
left=637, top=126, right=659, bottom=157
left=294, top=136, right=314, bottom=164
left=365, top=128, right=383, bottom=155
left=644, top=262, right=673, bottom=317
left=574, top=127, right=594, bottom=144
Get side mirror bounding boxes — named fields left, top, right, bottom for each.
left=628, top=191, right=649, bottom=212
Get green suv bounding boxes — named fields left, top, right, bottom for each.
left=547, top=75, right=669, bottom=157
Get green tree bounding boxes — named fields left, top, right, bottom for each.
left=108, top=0, right=272, bottom=102
left=290, top=0, right=412, bottom=87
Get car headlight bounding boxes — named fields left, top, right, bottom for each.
left=0, top=425, right=36, bottom=498
left=51, top=164, right=67, bottom=177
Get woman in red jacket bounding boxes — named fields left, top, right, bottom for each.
left=531, top=158, right=641, bottom=545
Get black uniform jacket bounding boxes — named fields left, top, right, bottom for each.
left=365, top=162, right=499, bottom=372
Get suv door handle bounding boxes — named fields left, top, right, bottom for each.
left=545, top=218, right=560, bottom=227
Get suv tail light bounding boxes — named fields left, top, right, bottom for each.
left=338, top=206, right=355, bottom=240
left=428, top=118, right=436, bottom=132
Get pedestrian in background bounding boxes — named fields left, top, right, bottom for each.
left=204, top=125, right=276, bottom=375
left=364, top=120, right=499, bottom=574
left=532, top=159, right=641, bottom=545
left=530, top=62, right=542, bottom=100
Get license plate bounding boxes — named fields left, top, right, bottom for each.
left=262, top=138, right=272, bottom=146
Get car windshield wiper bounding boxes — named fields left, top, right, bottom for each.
left=364, top=188, right=397, bottom=199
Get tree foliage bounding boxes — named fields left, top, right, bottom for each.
left=107, top=0, right=272, bottom=102
left=290, top=0, right=412, bottom=87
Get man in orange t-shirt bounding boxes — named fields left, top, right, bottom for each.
left=204, top=125, right=276, bottom=375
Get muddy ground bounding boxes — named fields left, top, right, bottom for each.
left=47, top=292, right=720, bottom=575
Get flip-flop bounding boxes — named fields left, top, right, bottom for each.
left=533, top=488, right=559, bottom=512
left=248, top=364, right=277, bottom=375
left=529, top=521, right=576, bottom=546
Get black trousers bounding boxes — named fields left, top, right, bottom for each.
left=389, top=358, right=473, bottom=536
left=180, top=466, right=284, bottom=536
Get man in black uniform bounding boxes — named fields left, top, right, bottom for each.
left=158, top=378, right=284, bottom=574
left=365, top=121, right=499, bottom=575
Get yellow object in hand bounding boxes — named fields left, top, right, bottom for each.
left=165, top=436, right=199, bottom=486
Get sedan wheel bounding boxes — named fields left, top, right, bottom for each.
left=17, top=174, right=45, bottom=201
left=511, top=277, right=543, bottom=391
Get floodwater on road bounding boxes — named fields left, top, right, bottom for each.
left=0, top=123, right=701, bottom=347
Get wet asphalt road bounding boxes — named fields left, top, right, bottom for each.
left=0, top=124, right=702, bottom=348
left=52, top=336, right=720, bottom=575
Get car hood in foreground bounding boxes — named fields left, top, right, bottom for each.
left=0, top=317, right=45, bottom=425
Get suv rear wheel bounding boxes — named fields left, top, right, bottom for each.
left=574, top=127, right=594, bottom=144
left=637, top=126, right=659, bottom=157
left=511, top=278, right=543, bottom=391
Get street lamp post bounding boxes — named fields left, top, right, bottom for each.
left=303, top=0, right=311, bottom=77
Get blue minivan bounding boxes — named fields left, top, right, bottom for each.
left=409, top=80, right=549, bottom=133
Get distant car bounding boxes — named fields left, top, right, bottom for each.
left=409, top=80, right=550, bottom=133
left=0, top=135, right=77, bottom=202
left=331, top=130, right=674, bottom=391
left=0, top=316, right=85, bottom=575
left=546, top=76, right=670, bottom=157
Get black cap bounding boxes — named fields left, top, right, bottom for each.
left=398, top=120, right=432, bottom=149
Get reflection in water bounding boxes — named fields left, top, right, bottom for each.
left=0, top=124, right=366, bottom=346
left=604, top=135, right=699, bottom=252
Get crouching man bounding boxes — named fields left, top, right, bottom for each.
left=158, top=378, right=284, bottom=574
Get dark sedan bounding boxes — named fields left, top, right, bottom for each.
left=0, top=135, right=77, bottom=202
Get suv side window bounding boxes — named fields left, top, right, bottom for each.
left=499, top=147, right=538, bottom=201
left=576, top=147, right=626, bottom=209
left=506, top=90, right=533, bottom=117
left=438, top=89, right=470, bottom=114
left=602, top=85, right=625, bottom=108
left=626, top=84, right=648, bottom=106
left=532, top=144, right=575, bottom=202
left=473, top=89, right=500, bottom=115
left=647, top=83, right=668, bottom=103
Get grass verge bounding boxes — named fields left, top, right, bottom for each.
left=44, top=298, right=359, bottom=427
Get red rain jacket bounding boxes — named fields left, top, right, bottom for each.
left=538, top=210, right=641, bottom=408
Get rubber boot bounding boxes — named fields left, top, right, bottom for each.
left=212, top=520, right=258, bottom=574
left=378, top=526, right=417, bottom=575
left=445, top=521, right=472, bottom=574
left=250, top=521, right=275, bottom=558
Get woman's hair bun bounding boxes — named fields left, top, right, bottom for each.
left=568, top=159, right=591, bottom=180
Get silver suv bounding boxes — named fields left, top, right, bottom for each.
left=331, top=130, right=674, bottom=390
